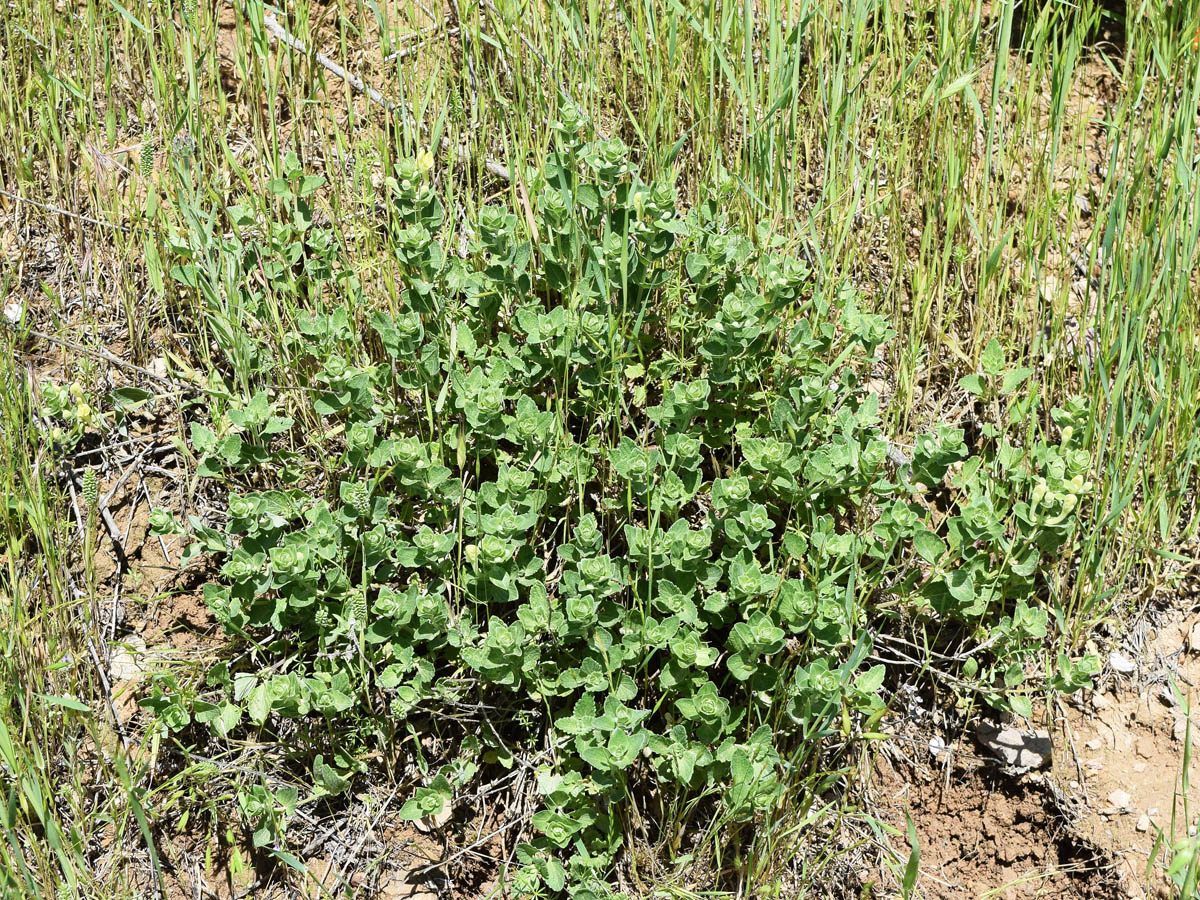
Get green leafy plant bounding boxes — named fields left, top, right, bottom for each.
left=157, top=136, right=1097, bottom=895
left=36, top=381, right=102, bottom=450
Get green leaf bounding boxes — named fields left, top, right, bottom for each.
left=946, top=569, right=975, bottom=606
left=902, top=811, right=921, bottom=899
left=727, top=651, right=757, bottom=681
left=938, top=68, right=978, bottom=100
left=170, top=264, right=199, bottom=288
left=39, top=694, right=90, bottom=712
left=190, top=423, right=218, bottom=454
left=269, top=848, right=306, bottom=873
left=313, top=755, right=351, bottom=796
left=106, top=0, right=150, bottom=33
left=544, top=855, right=566, bottom=891
left=247, top=683, right=271, bottom=725
left=1000, top=366, right=1034, bottom=395
left=958, top=373, right=987, bottom=395
left=1003, top=662, right=1025, bottom=688
left=980, top=338, right=1005, bottom=376
left=215, top=703, right=242, bottom=736
left=912, top=529, right=946, bottom=564
left=219, top=434, right=244, bottom=465
left=729, top=750, right=754, bottom=784
left=579, top=743, right=615, bottom=770
left=854, top=665, right=886, bottom=695
left=1008, top=695, right=1033, bottom=718
left=297, top=175, right=326, bottom=197
left=110, top=386, right=152, bottom=412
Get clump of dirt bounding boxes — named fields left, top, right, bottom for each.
left=138, top=580, right=217, bottom=650
left=373, top=816, right=503, bottom=900
left=870, top=754, right=1120, bottom=900
left=86, top=455, right=184, bottom=600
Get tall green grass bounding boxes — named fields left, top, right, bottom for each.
left=0, top=361, right=164, bottom=899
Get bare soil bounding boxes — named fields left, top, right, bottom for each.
left=871, top=753, right=1121, bottom=899
left=1053, top=607, right=1200, bottom=900
left=864, top=594, right=1200, bottom=900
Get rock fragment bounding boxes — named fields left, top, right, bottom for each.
left=1108, top=651, right=1136, bottom=674
left=975, top=722, right=1052, bottom=771
left=109, top=635, right=148, bottom=681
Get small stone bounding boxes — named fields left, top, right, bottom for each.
left=1109, top=651, right=1137, bottom=674
left=1108, top=789, right=1132, bottom=810
left=975, top=722, right=1052, bottom=770
left=1092, top=692, right=1113, bottom=710
left=1086, top=758, right=1104, bottom=770
left=1085, top=738, right=1103, bottom=751
left=1136, top=737, right=1154, bottom=759
left=1133, top=763, right=1147, bottom=773
left=109, top=636, right=148, bottom=681
left=1149, top=808, right=1159, bottom=817
left=929, top=735, right=947, bottom=761
left=1136, top=814, right=1151, bottom=832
